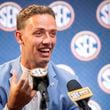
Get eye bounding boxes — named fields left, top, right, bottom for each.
left=49, top=31, right=57, bottom=37
left=36, top=32, right=42, bottom=36
left=32, top=30, right=44, bottom=37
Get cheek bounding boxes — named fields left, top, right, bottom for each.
left=25, top=38, right=35, bottom=51
left=53, top=38, right=56, bottom=46
left=33, top=37, right=42, bottom=43
left=32, top=38, right=42, bottom=49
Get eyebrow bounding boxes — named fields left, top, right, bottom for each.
left=33, top=28, right=57, bottom=32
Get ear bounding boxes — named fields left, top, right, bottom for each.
left=15, top=30, right=24, bottom=45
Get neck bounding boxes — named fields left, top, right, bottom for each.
left=21, top=60, right=48, bottom=70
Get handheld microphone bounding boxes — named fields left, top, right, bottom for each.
left=30, top=68, right=49, bottom=110
left=67, top=80, right=93, bottom=110
left=38, top=81, right=49, bottom=109
left=31, top=68, right=49, bottom=91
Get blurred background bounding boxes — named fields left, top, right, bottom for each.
left=0, top=0, right=110, bottom=110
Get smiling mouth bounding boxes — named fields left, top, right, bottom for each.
left=38, top=48, right=51, bottom=57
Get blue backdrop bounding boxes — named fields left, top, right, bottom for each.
left=0, top=0, right=110, bottom=110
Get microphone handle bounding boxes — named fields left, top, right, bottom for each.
left=83, top=101, right=92, bottom=110
left=78, top=100, right=92, bottom=110
left=79, top=106, right=91, bottom=110
left=40, top=97, right=46, bottom=110
left=39, top=82, right=48, bottom=110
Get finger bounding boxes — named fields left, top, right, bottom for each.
left=30, top=90, right=36, bottom=98
left=11, top=70, right=17, bottom=85
left=20, top=72, right=28, bottom=80
left=17, top=79, right=25, bottom=89
left=21, top=79, right=30, bottom=90
left=17, top=73, right=28, bottom=88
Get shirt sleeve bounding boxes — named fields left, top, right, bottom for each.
left=69, top=105, right=80, bottom=110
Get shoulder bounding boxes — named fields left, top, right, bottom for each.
left=0, top=57, right=18, bottom=72
left=0, top=57, right=20, bottom=83
left=48, top=61, right=79, bottom=82
left=0, top=61, right=12, bottom=74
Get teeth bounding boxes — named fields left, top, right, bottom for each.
left=40, top=48, right=50, bottom=52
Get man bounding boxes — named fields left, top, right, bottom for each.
left=0, top=4, right=79, bottom=110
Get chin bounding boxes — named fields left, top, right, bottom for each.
left=42, top=57, right=50, bottom=62
left=42, top=59, right=49, bottom=64
left=37, top=59, right=49, bottom=67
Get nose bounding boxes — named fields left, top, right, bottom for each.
left=42, top=32, right=51, bottom=44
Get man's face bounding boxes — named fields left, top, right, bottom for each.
left=18, top=14, right=57, bottom=68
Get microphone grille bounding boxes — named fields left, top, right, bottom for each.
left=67, top=80, right=82, bottom=91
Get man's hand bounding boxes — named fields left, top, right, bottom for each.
left=7, top=71, right=36, bottom=110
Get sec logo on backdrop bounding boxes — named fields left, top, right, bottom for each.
left=88, top=100, right=102, bottom=110
left=56, top=64, right=75, bottom=75
left=96, top=0, right=110, bottom=29
left=49, top=1, right=75, bottom=31
left=0, top=2, right=22, bottom=31
left=98, top=64, right=110, bottom=94
left=71, top=31, right=101, bottom=61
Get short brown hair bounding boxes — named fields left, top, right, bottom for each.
left=16, top=4, right=55, bottom=30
